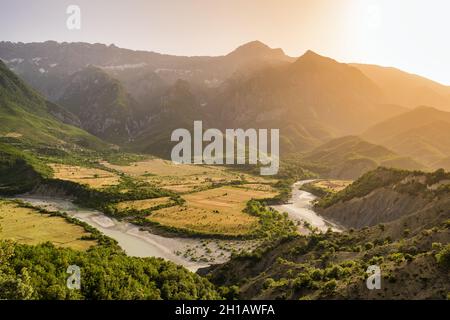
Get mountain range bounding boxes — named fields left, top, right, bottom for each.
left=1, top=40, right=450, bottom=172
left=301, top=135, right=426, bottom=179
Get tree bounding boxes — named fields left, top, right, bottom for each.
left=0, top=241, right=34, bottom=300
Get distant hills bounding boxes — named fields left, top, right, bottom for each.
left=1, top=40, right=449, bottom=174
left=353, top=63, right=450, bottom=112
left=209, top=50, right=407, bottom=153
left=0, top=40, right=292, bottom=98
left=56, top=66, right=140, bottom=143
left=128, top=79, right=205, bottom=157
left=362, top=106, right=450, bottom=170
left=300, top=136, right=425, bottom=179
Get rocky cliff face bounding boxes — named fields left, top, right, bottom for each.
left=56, top=66, right=140, bottom=143
left=318, top=188, right=430, bottom=228
left=316, top=169, right=450, bottom=229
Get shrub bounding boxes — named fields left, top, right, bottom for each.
left=219, top=285, right=240, bottom=300
left=435, top=244, right=450, bottom=269
left=389, top=252, right=405, bottom=264
left=364, top=242, right=374, bottom=250
left=325, top=265, right=344, bottom=279
left=369, top=256, right=384, bottom=265
left=403, top=229, right=411, bottom=237
left=310, top=269, right=323, bottom=281
left=322, top=280, right=337, bottom=293
left=444, top=220, right=450, bottom=229
left=263, top=278, right=276, bottom=290
left=404, top=254, right=414, bottom=262
left=293, top=273, right=313, bottom=289
left=432, top=242, right=443, bottom=250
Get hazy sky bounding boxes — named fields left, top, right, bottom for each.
left=1, top=0, right=450, bottom=85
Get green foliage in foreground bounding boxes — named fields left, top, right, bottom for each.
left=0, top=241, right=221, bottom=300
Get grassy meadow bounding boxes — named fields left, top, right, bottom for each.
left=147, top=186, right=278, bottom=237
left=0, top=200, right=96, bottom=250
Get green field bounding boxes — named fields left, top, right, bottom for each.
left=0, top=200, right=96, bottom=250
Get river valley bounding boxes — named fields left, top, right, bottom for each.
left=15, top=180, right=339, bottom=271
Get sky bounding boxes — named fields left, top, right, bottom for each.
left=1, top=0, right=450, bottom=85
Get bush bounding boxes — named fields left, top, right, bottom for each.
left=219, top=285, right=240, bottom=300
left=322, top=280, right=337, bottom=293
left=404, top=254, right=414, bottom=262
left=310, top=269, right=323, bottom=281
left=435, top=244, right=450, bottom=269
left=389, top=253, right=405, bottom=264
left=263, top=278, right=276, bottom=290
left=403, top=229, right=411, bottom=237
left=369, top=256, right=384, bottom=265
left=325, top=265, right=344, bottom=279
left=444, top=220, right=450, bottom=229
left=293, top=273, right=313, bottom=289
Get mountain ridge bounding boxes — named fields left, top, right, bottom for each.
left=362, top=106, right=450, bottom=169
left=2, top=40, right=449, bottom=166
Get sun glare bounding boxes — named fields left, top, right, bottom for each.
left=342, top=0, right=450, bottom=84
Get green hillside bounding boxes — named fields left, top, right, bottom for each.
left=0, top=143, right=49, bottom=195
left=301, top=136, right=426, bottom=179
left=0, top=60, right=107, bottom=152
left=0, top=60, right=115, bottom=194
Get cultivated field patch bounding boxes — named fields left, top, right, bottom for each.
left=115, top=197, right=173, bottom=211
left=0, top=201, right=96, bottom=250
left=103, top=158, right=223, bottom=177
left=103, top=158, right=276, bottom=194
left=235, top=183, right=277, bottom=193
left=147, top=186, right=278, bottom=236
left=50, top=163, right=120, bottom=189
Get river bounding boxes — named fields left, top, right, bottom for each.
left=14, top=180, right=337, bottom=271
left=271, top=180, right=342, bottom=233
left=15, top=196, right=212, bottom=272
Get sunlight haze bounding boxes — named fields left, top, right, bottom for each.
left=1, top=0, right=450, bottom=84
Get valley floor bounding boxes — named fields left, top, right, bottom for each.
left=12, top=177, right=330, bottom=271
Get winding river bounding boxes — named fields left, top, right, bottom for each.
left=14, top=180, right=338, bottom=271
left=271, top=180, right=342, bottom=233
left=15, top=197, right=210, bottom=272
